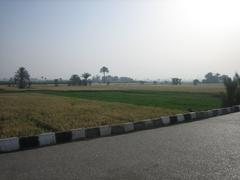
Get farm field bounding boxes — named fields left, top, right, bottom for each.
left=0, top=93, right=182, bottom=138
left=0, top=83, right=224, bottom=138
left=0, top=83, right=225, bottom=93
left=42, top=90, right=221, bottom=111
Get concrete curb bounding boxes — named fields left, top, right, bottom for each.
left=1, top=105, right=240, bottom=153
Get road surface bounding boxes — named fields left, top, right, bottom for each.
left=1, top=112, right=240, bottom=180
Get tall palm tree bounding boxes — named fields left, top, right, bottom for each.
left=100, top=66, right=109, bottom=83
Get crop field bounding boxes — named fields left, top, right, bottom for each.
left=0, top=93, right=182, bottom=138
left=0, top=83, right=225, bottom=93
left=42, top=90, right=221, bottom=111
left=0, top=83, right=224, bottom=138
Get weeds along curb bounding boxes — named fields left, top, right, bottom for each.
left=1, top=105, right=240, bottom=153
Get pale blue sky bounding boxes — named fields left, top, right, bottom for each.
left=1, top=0, right=240, bottom=80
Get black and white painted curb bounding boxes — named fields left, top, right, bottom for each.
left=1, top=105, right=240, bottom=153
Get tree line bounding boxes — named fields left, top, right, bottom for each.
left=193, top=72, right=229, bottom=85
left=6, top=68, right=233, bottom=88
left=8, top=66, right=111, bottom=88
left=6, top=67, right=240, bottom=107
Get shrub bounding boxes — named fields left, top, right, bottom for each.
left=222, top=73, right=240, bottom=106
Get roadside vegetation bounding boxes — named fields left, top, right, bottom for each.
left=222, top=73, right=240, bottom=106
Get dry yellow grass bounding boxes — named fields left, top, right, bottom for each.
left=0, top=83, right=225, bottom=93
left=0, top=93, right=182, bottom=138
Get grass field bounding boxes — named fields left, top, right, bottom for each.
left=0, top=83, right=225, bottom=138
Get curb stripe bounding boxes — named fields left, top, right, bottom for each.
left=170, top=116, right=178, bottom=124
left=152, top=118, right=162, bottom=128
left=39, top=132, right=56, bottom=146
left=183, top=114, right=191, bottom=121
left=161, top=116, right=170, bottom=125
left=176, top=114, right=185, bottom=123
left=19, top=136, right=39, bottom=149
left=134, top=121, right=146, bottom=131
left=207, top=110, right=213, bottom=118
left=212, top=109, right=218, bottom=116
left=72, top=128, right=86, bottom=140
left=143, top=119, right=154, bottom=129
left=190, top=112, right=197, bottom=120
left=123, top=122, right=134, bottom=132
left=86, top=128, right=100, bottom=138
left=111, top=125, right=125, bottom=135
left=0, top=137, right=19, bottom=152
left=234, top=105, right=240, bottom=112
left=1, top=105, right=240, bottom=153
left=55, top=131, right=72, bottom=143
left=99, top=126, right=111, bottom=137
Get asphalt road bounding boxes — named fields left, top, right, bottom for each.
left=1, top=113, right=240, bottom=180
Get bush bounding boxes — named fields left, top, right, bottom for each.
left=193, top=79, right=200, bottom=85
left=222, top=73, right=240, bottom=106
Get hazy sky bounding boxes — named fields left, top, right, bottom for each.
left=1, top=0, right=240, bottom=80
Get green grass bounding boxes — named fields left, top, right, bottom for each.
left=42, top=90, right=222, bottom=111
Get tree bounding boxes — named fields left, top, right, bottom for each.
left=100, top=66, right=109, bottom=83
left=163, top=80, right=169, bottom=84
left=222, top=73, right=240, bottom=106
left=54, top=79, right=59, bottom=87
left=98, top=75, right=134, bottom=83
left=14, top=67, right=31, bottom=89
left=202, top=72, right=228, bottom=83
left=119, top=77, right=134, bottom=83
left=219, top=75, right=229, bottom=82
left=172, top=78, right=182, bottom=85
left=193, top=79, right=200, bottom=85
left=92, top=75, right=101, bottom=83
left=69, top=74, right=81, bottom=86
left=82, top=73, right=91, bottom=86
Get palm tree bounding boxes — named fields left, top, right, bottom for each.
left=14, top=67, right=30, bottom=89
left=82, top=73, right=91, bottom=86
left=100, top=66, right=109, bottom=83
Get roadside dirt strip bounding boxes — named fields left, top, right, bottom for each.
left=1, top=105, right=240, bottom=153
